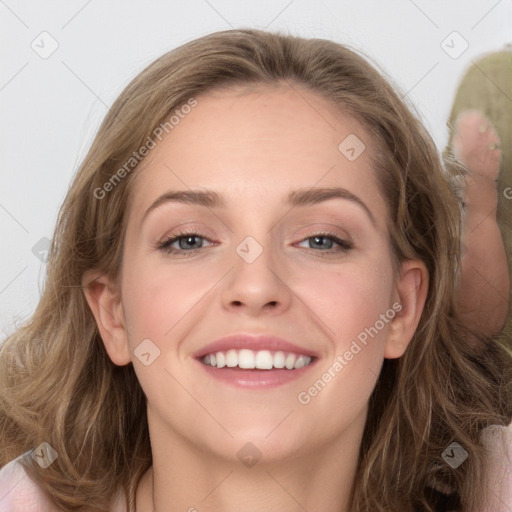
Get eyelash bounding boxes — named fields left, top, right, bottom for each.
left=156, top=229, right=353, bottom=256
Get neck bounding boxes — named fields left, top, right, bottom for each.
left=135, top=410, right=366, bottom=512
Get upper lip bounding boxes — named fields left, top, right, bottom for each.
left=193, top=334, right=319, bottom=360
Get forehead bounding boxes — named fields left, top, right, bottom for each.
left=126, top=83, right=388, bottom=228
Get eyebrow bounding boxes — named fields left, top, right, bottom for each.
left=141, top=186, right=376, bottom=226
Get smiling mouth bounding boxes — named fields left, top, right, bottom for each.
left=199, top=349, right=315, bottom=370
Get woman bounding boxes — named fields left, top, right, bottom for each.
left=0, top=29, right=510, bottom=511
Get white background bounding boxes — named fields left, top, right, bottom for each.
left=1, top=0, right=511, bottom=339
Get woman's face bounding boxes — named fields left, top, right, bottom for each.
left=93, top=84, right=426, bottom=463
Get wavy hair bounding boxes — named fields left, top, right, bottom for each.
left=0, top=28, right=510, bottom=511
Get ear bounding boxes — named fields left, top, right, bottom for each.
left=81, top=269, right=131, bottom=366
left=384, top=259, right=429, bottom=359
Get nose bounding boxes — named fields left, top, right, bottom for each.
left=221, top=235, right=293, bottom=317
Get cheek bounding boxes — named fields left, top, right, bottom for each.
left=121, top=255, right=225, bottom=342
left=295, top=255, right=395, bottom=345
left=295, top=258, right=394, bottom=429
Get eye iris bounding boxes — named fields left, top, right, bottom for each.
left=311, top=236, right=333, bottom=249
left=180, top=235, right=202, bottom=250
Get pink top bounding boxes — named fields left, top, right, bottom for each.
left=0, top=422, right=511, bottom=511
left=475, top=422, right=512, bottom=511
left=0, top=453, right=127, bottom=512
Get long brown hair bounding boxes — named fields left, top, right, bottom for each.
left=1, top=28, right=510, bottom=511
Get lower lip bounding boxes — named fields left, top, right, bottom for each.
left=196, top=359, right=318, bottom=389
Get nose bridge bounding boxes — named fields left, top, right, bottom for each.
left=221, top=229, right=291, bottom=312
left=235, top=234, right=268, bottom=266
left=233, top=231, right=277, bottom=286
left=229, top=198, right=277, bottom=268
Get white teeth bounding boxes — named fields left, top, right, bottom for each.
left=255, top=350, right=273, bottom=370
left=239, top=349, right=255, bottom=369
left=294, top=355, right=307, bottom=369
left=225, top=349, right=238, bottom=367
left=285, top=353, right=296, bottom=370
left=216, top=352, right=226, bottom=368
left=273, top=351, right=285, bottom=368
left=201, top=349, right=313, bottom=370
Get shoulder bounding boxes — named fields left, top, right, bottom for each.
left=0, top=454, right=128, bottom=512
left=0, top=453, right=58, bottom=512
left=477, top=421, right=512, bottom=511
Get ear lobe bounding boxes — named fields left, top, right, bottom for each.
left=81, top=269, right=131, bottom=366
left=384, top=259, right=429, bottom=359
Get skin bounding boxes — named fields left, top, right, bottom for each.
left=451, top=110, right=509, bottom=338
left=451, top=110, right=512, bottom=511
left=82, top=84, right=428, bottom=512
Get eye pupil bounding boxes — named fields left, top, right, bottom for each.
left=180, top=235, right=202, bottom=249
left=312, top=236, right=333, bottom=249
